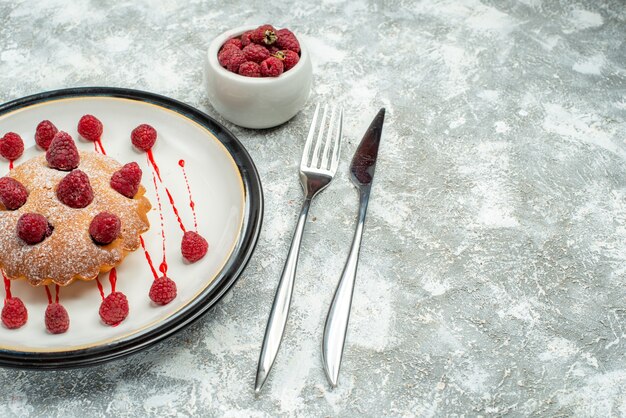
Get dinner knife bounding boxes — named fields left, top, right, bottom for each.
left=322, top=108, right=385, bottom=387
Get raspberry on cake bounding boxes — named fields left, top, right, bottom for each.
left=89, top=212, right=121, bottom=245
left=17, top=213, right=52, bottom=245
left=110, top=162, right=142, bottom=198
left=0, top=177, right=28, bottom=210
left=46, top=132, right=80, bottom=171
left=56, top=170, right=94, bottom=209
left=0, top=151, right=151, bottom=286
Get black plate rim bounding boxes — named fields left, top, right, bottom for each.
left=0, top=87, right=264, bottom=369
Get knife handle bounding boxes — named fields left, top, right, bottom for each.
left=322, top=191, right=369, bottom=387
left=255, top=198, right=312, bottom=393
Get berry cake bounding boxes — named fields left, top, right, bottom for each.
left=0, top=149, right=151, bottom=286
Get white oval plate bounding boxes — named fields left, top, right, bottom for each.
left=0, top=88, right=263, bottom=368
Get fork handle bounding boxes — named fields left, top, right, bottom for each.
left=255, top=197, right=312, bottom=393
left=322, top=190, right=369, bottom=388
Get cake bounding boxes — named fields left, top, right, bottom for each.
left=0, top=151, right=151, bottom=286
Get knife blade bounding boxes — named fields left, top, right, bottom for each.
left=322, top=108, right=385, bottom=387
left=350, top=108, right=385, bottom=186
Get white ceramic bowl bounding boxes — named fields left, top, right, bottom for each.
left=205, top=25, right=313, bottom=129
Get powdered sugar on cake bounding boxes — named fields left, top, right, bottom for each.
left=0, top=152, right=151, bottom=286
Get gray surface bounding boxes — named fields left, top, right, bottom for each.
left=1, top=0, right=626, bottom=416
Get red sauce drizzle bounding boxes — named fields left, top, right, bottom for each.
left=140, top=149, right=196, bottom=281
left=165, top=188, right=186, bottom=233
left=138, top=170, right=169, bottom=280
left=140, top=236, right=159, bottom=280
left=8, top=161, right=13, bottom=170
left=95, top=277, right=105, bottom=300
left=2, top=271, right=11, bottom=301
left=179, top=159, right=198, bottom=231
left=44, top=286, right=60, bottom=304
left=147, top=150, right=162, bottom=182
left=151, top=170, right=168, bottom=275
left=109, top=268, right=117, bottom=293
left=45, top=285, right=53, bottom=304
left=147, top=153, right=186, bottom=233
left=96, top=139, right=106, bottom=155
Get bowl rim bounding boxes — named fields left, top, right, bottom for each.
left=207, top=25, right=309, bottom=84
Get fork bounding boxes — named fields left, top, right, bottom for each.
left=255, top=103, right=343, bottom=394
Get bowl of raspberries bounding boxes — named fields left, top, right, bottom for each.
left=206, top=24, right=312, bottom=129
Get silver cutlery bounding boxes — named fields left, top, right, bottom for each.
left=322, top=108, right=385, bottom=388
left=255, top=103, right=344, bottom=394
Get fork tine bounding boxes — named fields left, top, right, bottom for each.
left=330, top=107, right=343, bottom=173
left=311, top=104, right=329, bottom=168
left=301, top=103, right=321, bottom=168
left=321, top=105, right=337, bottom=170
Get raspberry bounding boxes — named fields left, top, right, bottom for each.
left=223, top=38, right=242, bottom=50
left=77, top=114, right=103, bottom=142
left=274, top=50, right=300, bottom=71
left=45, top=303, right=70, bottom=334
left=46, top=131, right=80, bottom=171
left=220, top=44, right=239, bottom=56
left=56, top=170, right=94, bottom=209
left=110, top=162, right=142, bottom=198
left=35, top=120, right=59, bottom=150
left=276, top=28, right=295, bottom=38
left=241, top=31, right=254, bottom=47
left=260, top=57, right=284, bottom=77
left=243, top=44, right=270, bottom=63
left=1, top=298, right=27, bottom=329
left=131, top=124, right=157, bottom=151
left=219, top=48, right=246, bottom=73
left=149, top=276, right=177, bottom=305
left=99, top=292, right=129, bottom=326
left=218, top=47, right=235, bottom=68
left=251, top=24, right=277, bottom=45
left=268, top=46, right=280, bottom=54
left=181, top=231, right=209, bottom=262
left=276, top=28, right=300, bottom=53
left=17, top=213, right=52, bottom=245
left=218, top=47, right=235, bottom=66
left=89, top=212, right=121, bottom=245
left=0, top=132, right=24, bottom=161
left=0, top=177, right=28, bottom=210
left=238, top=61, right=261, bottom=77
